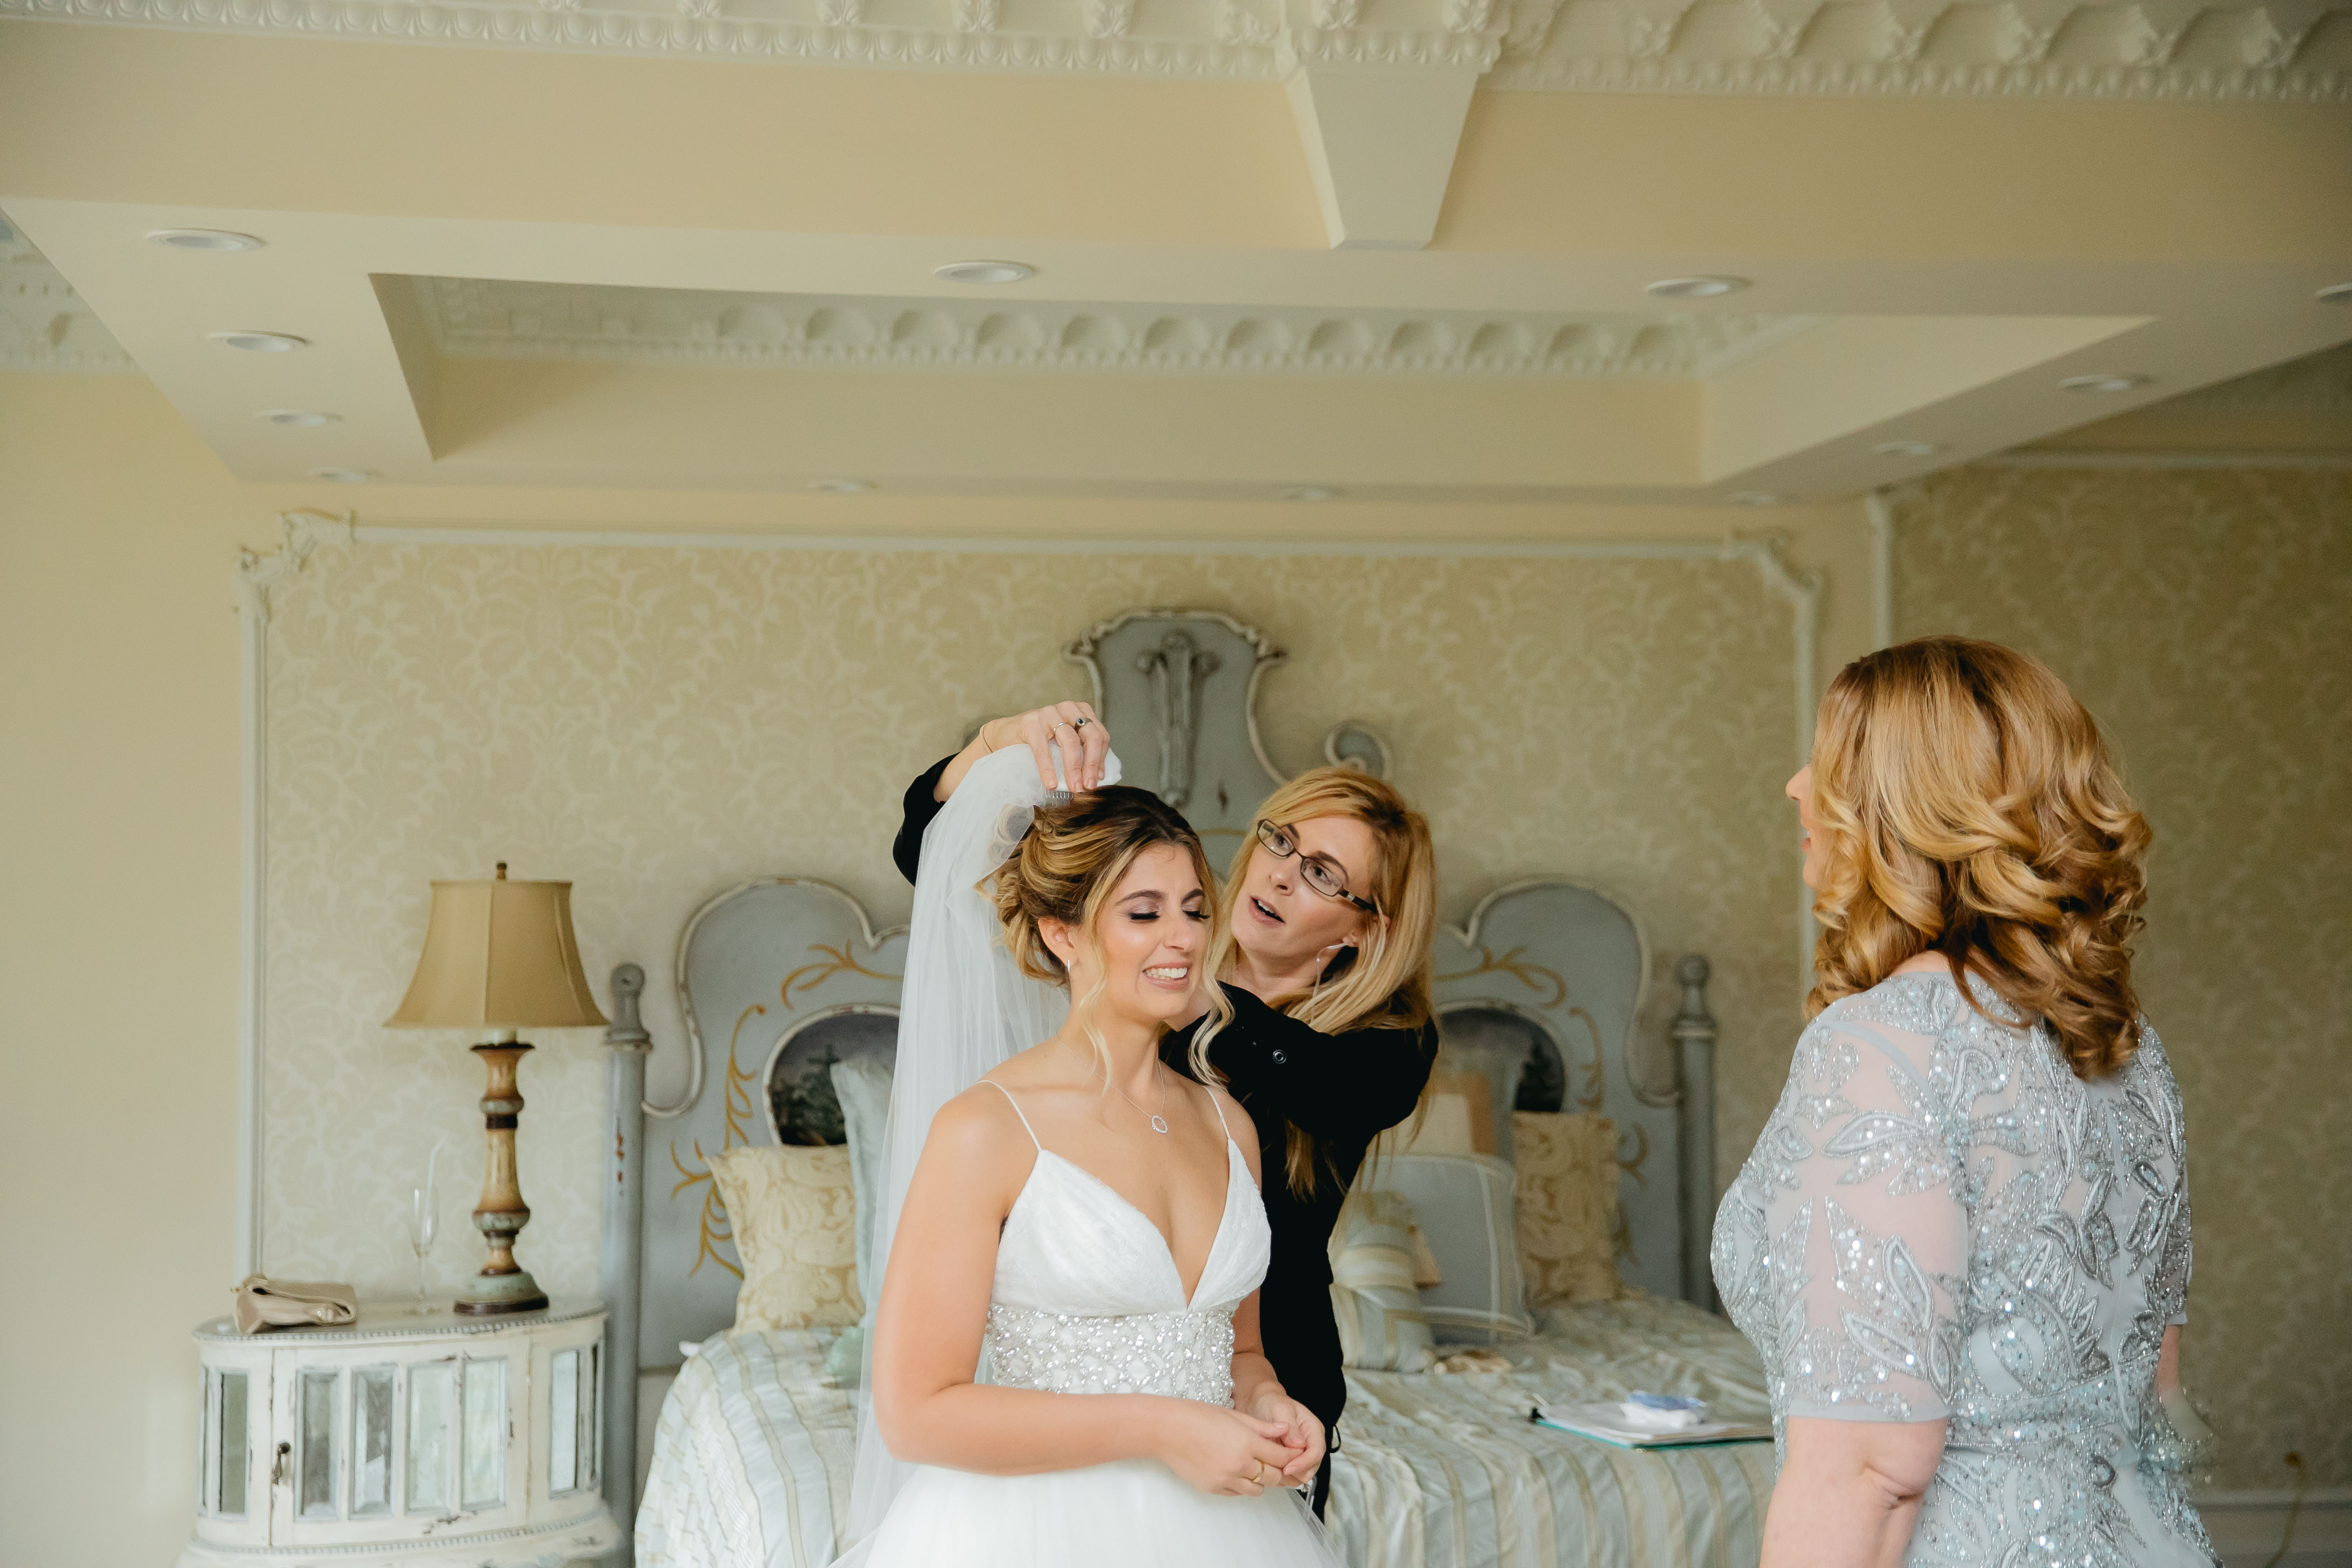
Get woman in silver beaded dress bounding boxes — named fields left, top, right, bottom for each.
left=1713, top=637, right=2218, bottom=1568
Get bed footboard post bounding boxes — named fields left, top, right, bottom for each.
left=601, top=963, right=653, bottom=1562
left=1672, top=955, right=1720, bottom=1313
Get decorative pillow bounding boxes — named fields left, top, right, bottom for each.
left=1396, top=1090, right=1478, bottom=1157
left=1359, top=1152, right=1532, bottom=1344
left=830, top=1053, right=895, bottom=1309
left=1326, top=1189, right=1438, bottom=1372
left=1408, top=1222, right=1444, bottom=1288
left=708, top=1145, right=863, bottom=1331
left=1512, top=1111, right=1625, bottom=1307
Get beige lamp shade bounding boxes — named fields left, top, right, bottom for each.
left=385, top=868, right=609, bottom=1029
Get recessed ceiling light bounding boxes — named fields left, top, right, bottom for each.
left=309, top=467, right=377, bottom=483
left=933, top=260, right=1036, bottom=286
left=210, top=330, right=308, bottom=353
left=258, top=409, right=340, bottom=427
left=1645, top=276, right=1749, bottom=300
left=2058, top=373, right=2149, bottom=393
left=1729, top=490, right=1783, bottom=506
left=2316, top=282, right=2352, bottom=306
left=1873, top=440, right=1943, bottom=457
left=810, top=478, right=874, bottom=494
left=1279, top=485, right=1339, bottom=502
left=148, top=229, right=265, bottom=252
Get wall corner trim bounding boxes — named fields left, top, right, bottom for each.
left=233, top=509, right=353, bottom=1279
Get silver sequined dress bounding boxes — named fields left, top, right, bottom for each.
left=1713, top=972, right=2217, bottom=1568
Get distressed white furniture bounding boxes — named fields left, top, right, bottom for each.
left=179, top=1298, right=618, bottom=1568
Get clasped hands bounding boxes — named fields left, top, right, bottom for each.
left=1159, top=1391, right=1324, bottom=1498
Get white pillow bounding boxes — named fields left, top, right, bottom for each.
left=1358, top=1152, right=1532, bottom=1344
left=830, top=1053, right=895, bottom=1308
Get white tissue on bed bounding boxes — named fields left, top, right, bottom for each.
left=1616, top=1395, right=1705, bottom=1430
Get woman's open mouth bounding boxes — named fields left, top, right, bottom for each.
left=1248, top=896, right=1283, bottom=925
left=1142, top=965, right=1191, bottom=988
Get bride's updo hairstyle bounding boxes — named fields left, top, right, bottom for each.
left=988, top=784, right=1233, bottom=1057
left=1806, top=636, right=2152, bottom=1079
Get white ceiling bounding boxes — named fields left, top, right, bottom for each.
left=2, top=15, right=2348, bottom=505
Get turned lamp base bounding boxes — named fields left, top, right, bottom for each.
left=456, top=1038, right=551, bottom=1317
left=455, top=1269, right=549, bottom=1316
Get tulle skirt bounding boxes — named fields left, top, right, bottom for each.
left=833, top=1456, right=1342, bottom=1568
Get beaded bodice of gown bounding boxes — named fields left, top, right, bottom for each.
left=979, top=1082, right=1271, bottom=1408
left=1712, top=972, right=2215, bottom=1568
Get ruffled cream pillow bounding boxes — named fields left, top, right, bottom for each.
left=1327, top=1188, right=1438, bottom=1372
left=708, top=1145, right=863, bottom=1331
left=1511, top=1111, right=1624, bottom=1307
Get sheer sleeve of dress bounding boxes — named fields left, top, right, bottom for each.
left=1767, top=998, right=1970, bottom=1424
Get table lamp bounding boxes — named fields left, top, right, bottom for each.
left=386, top=863, right=607, bottom=1315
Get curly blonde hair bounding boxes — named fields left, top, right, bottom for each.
left=987, top=785, right=1232, bottom=1078
left=1806, top=636, right=2152, bottom=1079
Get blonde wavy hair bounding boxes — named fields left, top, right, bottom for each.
left=1207, top=766, right=1439, bottom=1197
left=988, top=784, right=1233, bottom=1088
left=1806, top=636, right=2152, bottom=1078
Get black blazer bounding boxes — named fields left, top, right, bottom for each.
left=895, top=758, right=1436, bottom=1431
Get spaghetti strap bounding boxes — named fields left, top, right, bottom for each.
left=981, top=1078, right=1043, bottom=1151
left=1204, top=1084, right=1236, bottom=1146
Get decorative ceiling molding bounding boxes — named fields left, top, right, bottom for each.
left=0, top=224, right=134, bottom=373
left=3, top=0, right=2343, bottom=99
left=413, top=274, right=1823, bottom=378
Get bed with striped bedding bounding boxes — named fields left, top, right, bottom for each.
left=634, top=1295, right=1772, bottom=1568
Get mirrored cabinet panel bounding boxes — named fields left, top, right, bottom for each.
left=351, top=1368, right=395, bottom=1518
left=181, top=1301, right=615, bottom=1568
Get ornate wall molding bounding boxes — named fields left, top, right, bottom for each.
left=7, top=0, right=2342, bottom=99
left=413, top=275, right=1819, bottom=380
left=232, top=509, right=355, bottom=1277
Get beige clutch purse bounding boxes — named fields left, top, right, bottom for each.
left=232, top=1274, right=360, bottom=1334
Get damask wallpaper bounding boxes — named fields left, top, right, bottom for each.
left=1890, top=466, right=2352, bottom=1491
left=258, top=539, right=1813, bottom=1337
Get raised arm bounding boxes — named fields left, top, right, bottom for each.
left=892, top=702, right=1114, bottom=886
left=869, top=1088, right=1297, bottom=1492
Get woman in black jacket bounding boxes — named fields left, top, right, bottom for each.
left=893, top=701, right=1440, bottom=1517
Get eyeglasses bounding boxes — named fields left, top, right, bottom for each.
left=1254, top=820, right=1379, bottom=914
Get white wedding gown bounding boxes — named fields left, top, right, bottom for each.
left=834, top=1079, right=1342, bottom=1568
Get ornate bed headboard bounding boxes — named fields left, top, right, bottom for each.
left=594, top=609, right=1720, bottom=1533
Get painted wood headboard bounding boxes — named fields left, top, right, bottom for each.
left=591, top=608, right=1722, bottom=1535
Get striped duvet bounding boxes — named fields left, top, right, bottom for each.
left=636, top=1297, right=1773, bottom=1568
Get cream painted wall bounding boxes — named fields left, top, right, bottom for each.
left=0, top=369, right=1873, bottom=1567
left=1892, top=468, right=2352, bottom=1496
left=0, top=374, right=255, bottom=1568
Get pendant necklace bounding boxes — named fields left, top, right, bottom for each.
left=1111, top=1067, right=1171, bottom=1134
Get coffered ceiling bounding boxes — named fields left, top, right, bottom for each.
left=1, top=17, right=2347, bottom=507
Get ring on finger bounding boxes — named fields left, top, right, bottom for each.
left=1071, top=716, right=1090, bottom=730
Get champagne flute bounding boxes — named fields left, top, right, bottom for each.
left=406, top=1140, right=444, bottom=1316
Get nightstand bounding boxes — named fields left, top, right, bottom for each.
left=178, top=1297, right=619, bottom=1568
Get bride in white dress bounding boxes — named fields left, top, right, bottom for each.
left=837, top=746, right=1342, bottom=1568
